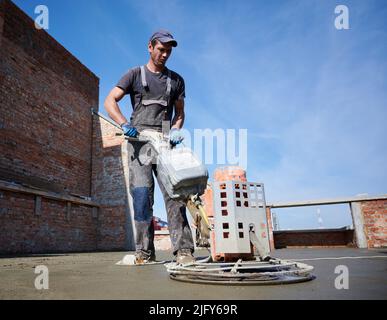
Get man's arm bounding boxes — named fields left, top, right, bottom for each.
left=104, top=87, right=128, bottom=126
left=171, top=99, right=185, bottom=130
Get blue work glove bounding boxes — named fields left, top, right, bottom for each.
left=121, top=123, right=138, bottom=138
left=169, top=128, right=184, bottom=146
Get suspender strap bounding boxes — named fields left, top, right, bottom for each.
left=166, top=70, right=172, bottom=97
left=142, top=99, right=168, bottom=107
left=140, top=65, right=148, bottom=89
left=140, top=65, right=172, bottom=98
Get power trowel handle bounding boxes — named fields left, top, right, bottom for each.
left=115, top=133, right=149, bottom=143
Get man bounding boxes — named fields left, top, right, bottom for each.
left=104, top=30, right=195, bottom=265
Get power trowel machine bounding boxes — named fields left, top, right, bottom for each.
left=120, top=129, right=315, bottom=285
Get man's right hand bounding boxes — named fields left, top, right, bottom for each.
left=121, top=123, right=138, bottom=138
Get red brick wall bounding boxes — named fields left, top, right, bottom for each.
left=0, top=190, right=98, bottom=254
left=91, top=115, right=135, bottom=251
left=273, top=229, right=355, bottom=249
left=0, top=2, right=4, bottom=44
left=267, top=199, right=387, bottom=249
left=0, top=0, right=103, bottom=254
left=0, top=0, right=98, bottom=195
left=361, top=200, right=387, bottom=248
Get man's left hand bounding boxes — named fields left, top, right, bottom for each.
left=169, top=128, right=184, bottom=146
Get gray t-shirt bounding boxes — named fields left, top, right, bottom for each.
left=116, top=65, right=185, bottom=112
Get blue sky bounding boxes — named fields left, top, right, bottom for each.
left=14, top=0, right=387, bottom=229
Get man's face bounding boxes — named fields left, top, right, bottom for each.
left=148, top=40, right=173, bottom=68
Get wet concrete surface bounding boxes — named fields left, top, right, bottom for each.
left=0, top=248, right=386, bottom=300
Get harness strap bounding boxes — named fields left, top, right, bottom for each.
left=140, top=65, right=172, bottom=98
left=142, top=99, right=168, bottom=107
left=166, top=70, right=172, bottom=97
left=140, top=65, right=148, bottom=89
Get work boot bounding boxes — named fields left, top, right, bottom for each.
left=176, top=249, right=195, bottom=266
left=135, top=251, right=155, bottom=265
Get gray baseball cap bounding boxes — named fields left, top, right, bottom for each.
left=149, top=29, right=178, bottom=47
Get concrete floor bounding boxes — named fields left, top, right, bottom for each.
left=0, top=248, right=386, bottom=300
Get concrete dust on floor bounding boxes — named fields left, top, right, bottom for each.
left=0, top=248, right=386, bottom=300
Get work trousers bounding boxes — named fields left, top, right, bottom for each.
left=128, top=141, right=194, bottom=257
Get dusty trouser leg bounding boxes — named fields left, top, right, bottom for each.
left=128, top=141, right=156, bottom=258
left=154, top=167, right=194, bottom=256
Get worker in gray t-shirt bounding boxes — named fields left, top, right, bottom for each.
left=104, top=30, right=195, bottom=265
